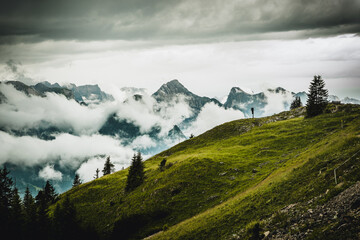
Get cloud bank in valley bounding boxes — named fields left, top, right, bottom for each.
left=0, top=131, right=134, bottom=168
left=0, top=82, right=197, bottom=184
left=0, top=84, right=115, bottom=134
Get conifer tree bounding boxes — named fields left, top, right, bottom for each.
left=290, top=96, right=302, bottom=110
left=306, top=75, right=328, bottom=117
left=35, top=181, right=57, bottom=238
left=9, top=187, right=25, bottom=238
left=10, top=187, right=23, bottom=220
left=53, top=196, right=80, bottom=240
left=125, top=152, right=145, bottom=192
left=72, top=174, right=82, bottom=187
left=102, top=156, right=115, bottom=176
left=94, top=168, right=100, bottom=179
left=0, top=166, right=14, bottom=231
left=23, top=187, right=37, bottom=236
left=43, top=180, right=58, bottom=204
left=23, top=186, right=36, bottom=219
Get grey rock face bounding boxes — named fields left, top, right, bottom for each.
left=152, top=79, right=222, bottom=113
left=223, top=87, right=267, bottom=116
left=4, top=81, right=74, bottom=99
left=65, top=83, right=114, bottom=103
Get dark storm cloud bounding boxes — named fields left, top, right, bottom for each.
left=0, top=0, right=359, bottom=44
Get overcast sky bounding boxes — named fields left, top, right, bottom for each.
left=0, top=0, right=359, bottom=99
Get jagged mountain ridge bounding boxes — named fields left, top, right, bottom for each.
left=2, top=79, right=358, bottom=116
left=0, top=80, right=114, bottom=104
left=65, top=83, right=114, bottom=103
left=2, top=80, right=74, bottom=100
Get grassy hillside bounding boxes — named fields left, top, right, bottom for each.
left=51, top=104, right=360, bottom=239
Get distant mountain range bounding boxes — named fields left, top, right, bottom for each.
left=0, top=79, right=359, bottom=195
left=1, top=79, right=359, bottom=140
left=2, top=79, right=359, bottom=114
left=0, top=80, right=113, bottom=104
left=1, top=79, right=359, bottom=141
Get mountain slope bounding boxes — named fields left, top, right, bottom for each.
left=52, top=104, right=360, bottom=239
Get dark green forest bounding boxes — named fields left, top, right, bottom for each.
left=0, top=166, right=99, bottom=240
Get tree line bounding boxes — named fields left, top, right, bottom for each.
left=0, top=166, right=99, bottom=240
left=0, top=152, right=149, bottom=240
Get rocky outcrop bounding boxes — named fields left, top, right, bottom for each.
left=265, top=182, right=360, bottom=240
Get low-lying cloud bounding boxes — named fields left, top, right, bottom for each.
left=0, top=83, right=195, bottom=185
left=115, top=93, right=193, bottom=136
left=0, top=131, right=134, bottom=169
left=76, top=155, right=131, bottom=182
left=184, top=102, right=245, bottom=136
left=262, top=90, right=294, bottom=116
left=0, top=84, right=115, bottom=135
left=38, top=164, right=63, bottom=181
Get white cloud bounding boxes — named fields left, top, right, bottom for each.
left=38, top=165, right=63, bottom=181
left=76, top=157, right=103, bottom=182
left=0, top=83, right=193, bottom=141
left=262, top=90, right=294, bottom=116
left=0, top=131, right=134, bottom=169
left=114, top=93, right=193, bottom=135
left=0, top=84, right=116, bottom=135
left=131, top=135, right=157, bottom=149
left=184, top=102, right=244, bottom=136
left=76, top=155, right=136, bottom=182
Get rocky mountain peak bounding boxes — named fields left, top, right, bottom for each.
left=153, top=79, right=190, bottom=97
left=152, top=79, right=222, bottom=114
left=229, top=87, right=249, bottom=95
